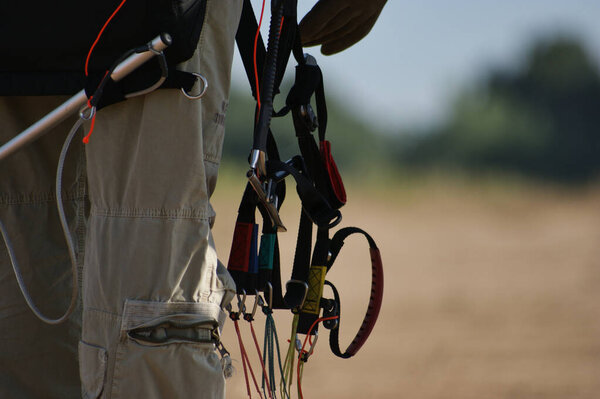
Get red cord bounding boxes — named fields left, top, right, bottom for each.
left=278, top=17, right=285, bottom=39
left=249, top=321, right=273, bottom=399
left=253, top=0, right=266, bottom=110
left=82, top=113, right=97, bottom=144
left=85, top=0, right=128, bottom=76
left=234, top=319, right=264, bottom=399
left=234, top=320, right=252, bottom=397
left=296, top=316, right=340, bottom=399
left=82, top=1, right=127, bottom=143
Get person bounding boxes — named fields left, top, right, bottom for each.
left=0, top=0, right=386, bottom=398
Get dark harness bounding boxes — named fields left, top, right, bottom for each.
left=0, top=0, right=208, bottom=106
left=227, top=0, right=384, bottom=362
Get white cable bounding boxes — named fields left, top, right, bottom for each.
left=0, top=117, right=84, bottom=324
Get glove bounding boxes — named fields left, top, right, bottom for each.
left=299, top=0, right=387, bottom=55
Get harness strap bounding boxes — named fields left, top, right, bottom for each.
left=326, top=227, right=384, bottom=358
left=228, top=184, right=261, bottom=294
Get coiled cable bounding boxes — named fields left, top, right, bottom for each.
left=0, top=117, right=83, bottom=324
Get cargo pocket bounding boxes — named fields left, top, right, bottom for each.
left=79, top=341, right=108, bottom=399
left=110, top=299, right=228, bottom=399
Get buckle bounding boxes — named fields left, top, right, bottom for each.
left=284, top=279, right=309, bottom=311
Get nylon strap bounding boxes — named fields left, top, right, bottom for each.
left=326, top=227, right=384, bottom=358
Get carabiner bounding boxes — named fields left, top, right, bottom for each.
left=79, top=105, right=96, bottom=121
left=296, top=330, right=319, bottom=362
left=263, top=282, right=273, bottom=311
left=243, top=290, right=263, bottom=322
left=236, top=290, right=247, bottom=315
left=181, top=72, right=209, bottom=100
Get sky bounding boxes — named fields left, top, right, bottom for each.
left=231, top=1, right=600, bottom=134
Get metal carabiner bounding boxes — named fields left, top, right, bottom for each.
left=233, top=289, right=247, bottom=316
left=244, top=290, right=263, bottom=322
left=79, top=105, right=96, bottom=121
left=263, top=282, right=273, bottom=311
left=247, top=168, right=287, bottom=232
left=285, top=279, right=309, bottom=311
left=296, top=330, right=319, bottom=362
left=181, top=72, right=209, bottom=100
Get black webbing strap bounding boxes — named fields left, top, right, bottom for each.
left=326, top=227, right=384, bottom=358
left=231, top=0, right=299, bottom=309
left=84, top=44, right=198, bottom=110
left=284, top=209, right=313, bottom=310
left=235, top=0, right=266, bottom=100
left=284, top=49, right=346, bottom=209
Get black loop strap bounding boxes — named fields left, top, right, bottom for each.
left=327, top=227, right=384, bottom=358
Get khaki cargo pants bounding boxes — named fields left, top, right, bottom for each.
left=0, top=1, right=242, bottom=397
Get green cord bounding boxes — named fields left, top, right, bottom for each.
left=282, top=314, right=299, bottom=396
left=262, top=308, right=289, bottom=399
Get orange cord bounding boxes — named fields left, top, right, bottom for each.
left=253, top=0, right=267, bottom=111
left=82, top=113, right=97, bottom=144
left=85, top=0, right=128, bottom=76
left=234, top=318, right=264, bottom=399
left=278, top=16, right=285, bottom=39
left=296, top=316, right=340, bottom=399
left=82, top=1, right=127, bottom=143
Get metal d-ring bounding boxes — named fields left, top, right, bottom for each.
left=181, top=72, right=208, bottom=99
left=79, top=105, right=96, bottom=121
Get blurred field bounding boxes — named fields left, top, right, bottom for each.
left=211, top=174, right=600, bottom=399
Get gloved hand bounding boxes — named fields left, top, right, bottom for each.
left=299, top=0, right=387, bottom=55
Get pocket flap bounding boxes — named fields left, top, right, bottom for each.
left=79, top=341, right=108, bottom=399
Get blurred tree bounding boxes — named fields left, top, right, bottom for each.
left=403, top=37, right=600, bottom=182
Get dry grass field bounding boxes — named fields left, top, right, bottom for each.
left=211, top=174, right=600, bottom=399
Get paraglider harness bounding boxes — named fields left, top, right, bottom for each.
left=0, top=0, right=384, bottom=396
left=225, top=0, right=384, bottom=396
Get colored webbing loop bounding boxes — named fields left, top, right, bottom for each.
left=326, top=227, right=384, bottom=358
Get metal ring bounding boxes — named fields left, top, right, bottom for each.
left=181, top=72, right=208, bottom=100
left=79, top=106, right=96, bottom=121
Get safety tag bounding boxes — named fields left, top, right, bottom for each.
left=301, top=265, right=327, bottom=315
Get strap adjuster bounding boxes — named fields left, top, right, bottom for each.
left=284, top=279, right=308, bottom=311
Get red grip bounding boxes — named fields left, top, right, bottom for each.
left=320, top=140, right=347, bottom=205
left=346, top=247, right=384, bottom=356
